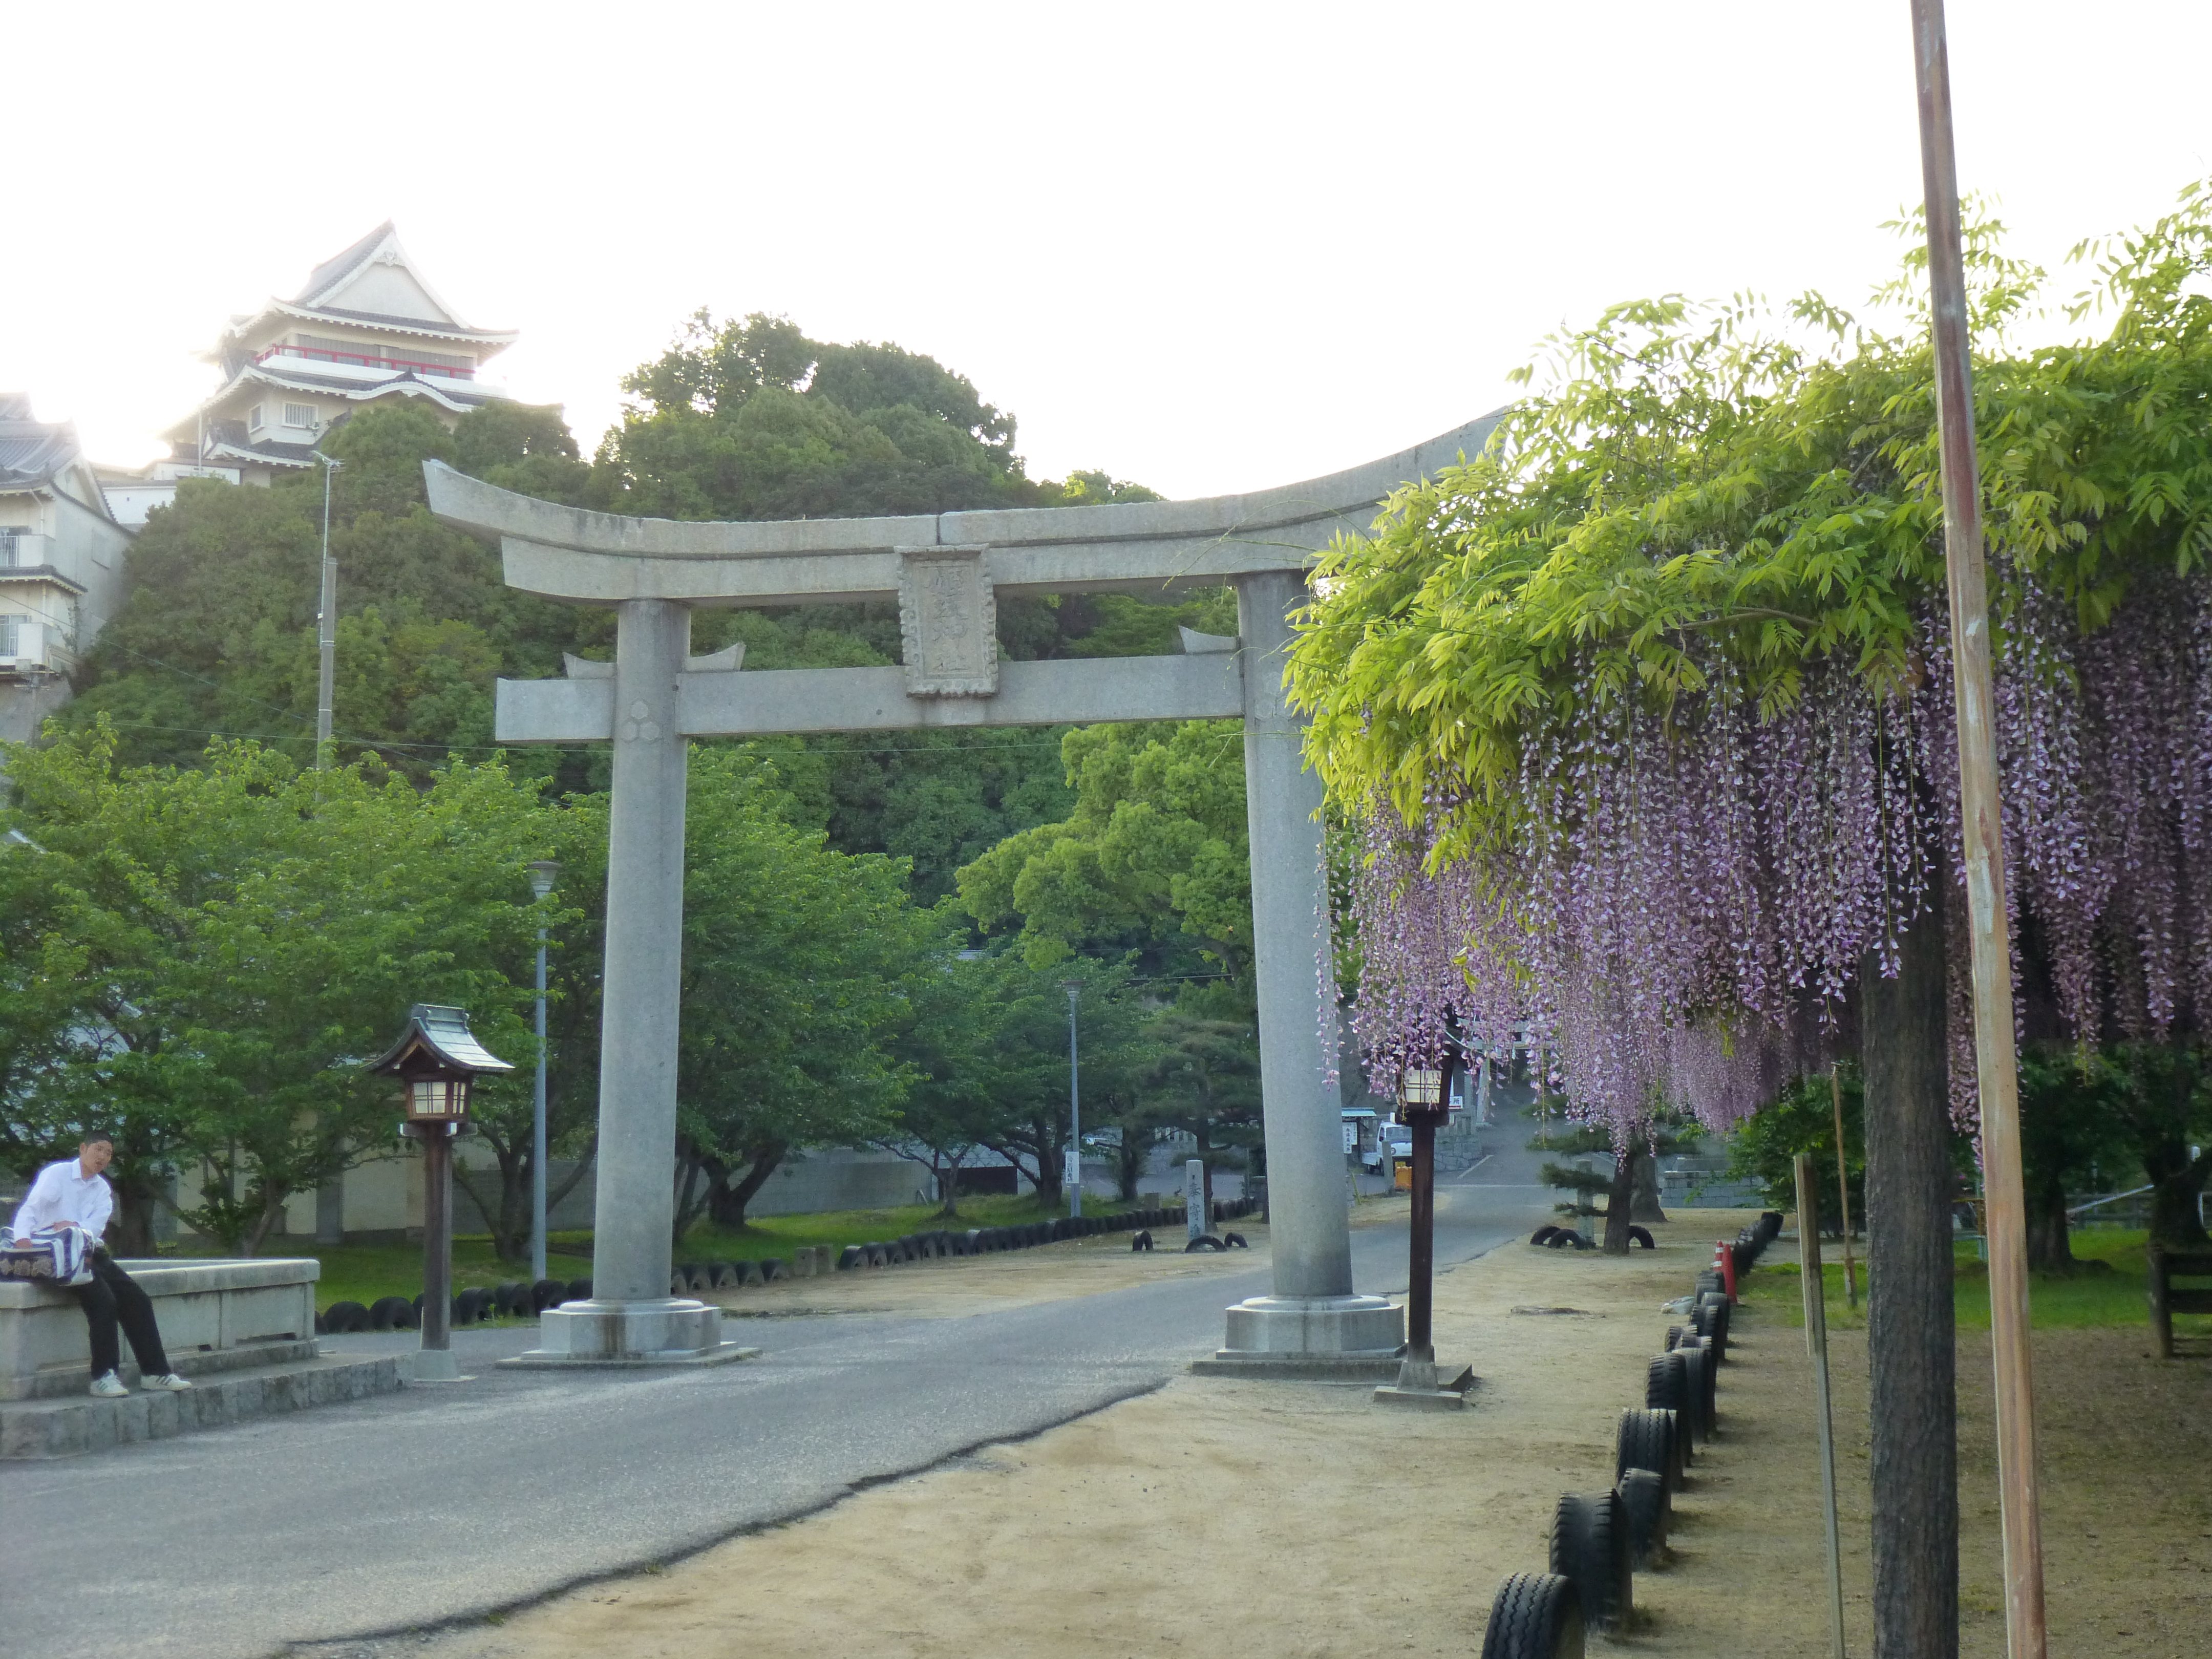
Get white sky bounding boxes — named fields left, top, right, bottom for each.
left=8, top=2, right=2208, bottom=501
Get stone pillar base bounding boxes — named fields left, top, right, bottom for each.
left=496, top=1299, right=758, bottom=1370
left=1188, top=1294, right=1406, bottom=1380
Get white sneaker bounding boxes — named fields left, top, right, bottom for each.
left=88, top=1371, right=129, bottom=1398
left=140, top=1373, right=194, bottom=1391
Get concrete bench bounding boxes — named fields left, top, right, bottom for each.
left=0, top=1257, right=319, bottom=1400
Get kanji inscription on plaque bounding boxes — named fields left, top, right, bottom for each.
left=896, top=546, right=998, bottom=696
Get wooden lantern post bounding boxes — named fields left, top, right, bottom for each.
left=370, top=1005, right=514, bottom=1382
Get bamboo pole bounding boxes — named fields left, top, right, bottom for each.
left=1795, top=1154, right=1848, bottom=1659
left=1831, top=1066, right=1859, bottom=1310
left=1907, top=5, right=2048, bottom=1655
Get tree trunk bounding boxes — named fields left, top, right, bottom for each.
left=108, top=1167, right=164, bottom=1256
left=709, top=1143, right=788, bottom=1229
left=2144, top=1136, right=2212, bottom=1249
left=1630, top=1140, right=1668, bottom=1222
left=1602, top=1145, right=1637, bottom=1254
left=1859, top=895, right=1959, bottom=1659
left=2024, top=1168, right=2078, bottom=1273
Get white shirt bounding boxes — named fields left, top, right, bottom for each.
left=8, top=1157, right=113, bottom=1244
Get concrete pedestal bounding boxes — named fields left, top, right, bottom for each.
left=1372, top=1347, right=1476, bottom=1411
left=498, top=1299, right=757, bottom=1369
left=1223, top=1293, right=1403, bottom=1355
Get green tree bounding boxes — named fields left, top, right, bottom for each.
left=668, top=749, right=939, bottom=1238
left=0, top=722, right=552, bottom=1252
left=956, top=720, right=1251, bottom=981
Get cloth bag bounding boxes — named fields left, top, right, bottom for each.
left=0, top=1224, right=97, bottom=1286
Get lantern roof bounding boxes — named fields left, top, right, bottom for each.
left=369, top=1004, right=514, bottom=1079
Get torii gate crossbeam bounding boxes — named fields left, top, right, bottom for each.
left=427, top=411, right=1500, bottom=1370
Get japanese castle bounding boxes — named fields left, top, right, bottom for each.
left=154, top=222, right=519, bottom=491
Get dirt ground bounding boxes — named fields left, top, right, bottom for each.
left=407, top=1210, right=2209, bottom=1659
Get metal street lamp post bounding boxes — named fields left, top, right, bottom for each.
left=1375, top=1049, right=1474, bottom=1410
left=312, top=453, right=342, bottom=769
left=527, top=861, right=560, bottom=1282
left=370, top=1005, right=513, bottom=1382
left=1061, top=979, right=1082, bottom=1219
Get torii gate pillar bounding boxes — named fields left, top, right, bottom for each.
left=431, top=410, right=1500, bottom=1370
left=1220, top=569, right=1398, bottom=1358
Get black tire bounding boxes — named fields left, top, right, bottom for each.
left=963, top=1229, right=984, bottom=1253
left=1628, top=1226, right=1654, bottom=1250
left=1617, top=1467, right=1669, bottom=1569
left=369, top=1295, right=413, bottom=1332
left=1664, top=1324, right=1684, bottom=1351
left=1615, top=1407, right=1679, bottom=1495
left=737, top=1259, right=765, bottom=1286
left=1480, top=1570, right=1585, bottom=1659
left=1545, top=1231, right=1575, bottom=1249
left=1223, top=1232, right=1248, bottom=1248
left=760, top=1257, right=788, bottom=1282
left=1696, top=1299, right=1730, bottom=1363
left=1645, top=1353, right=1693, bottom=1463
left=451, top=1289, right=484, bottom=1325
left=863, top=1242, right=889, bottom=1267
left=1131, top=1230, right=1153, bottom=1252
left=1548, top=1490, right=1631, bottom=1635
left=1677, top=1338, right=1715, bottom=1440
left=836, top=1245, right=864, bottom=1271
left=325, top=1300, right=371, bottom=1334
left=566, top=1277, right=592, bottom=1300
left=1185, top=1235, right=1224, bottom=1252
left=1531, top=1225, right=1562, bottom=1246
left=531, top=1277, right=568, bottom=1313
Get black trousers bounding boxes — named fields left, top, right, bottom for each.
left=70, top=1251, right=171, bottom=1378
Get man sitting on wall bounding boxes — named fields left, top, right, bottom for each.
left=7, top=1132, right=195, bottom=1398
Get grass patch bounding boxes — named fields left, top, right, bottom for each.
left=168, top=1192, right=1163, bottom=1312
left=1735, top=1228, right=2210, bottom=1339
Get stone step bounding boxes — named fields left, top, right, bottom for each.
left=10, top=1335, right=322, bottom=1400
left=0, top=1349, right=404, bottom=1460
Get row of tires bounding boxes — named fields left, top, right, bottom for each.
left=317, top=1277, right=595, bottom=1333
left=310, top=1199, right=1269, bottom=1331
left=1529, top=1224, right=1654, bottom=1252
left=833, top=1200, right=1259, bottom=1271
left=1480, top=1210, right=1784, bottom=1658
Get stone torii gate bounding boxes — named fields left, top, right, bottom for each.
left=426, top=410, right=1498, bottom=1369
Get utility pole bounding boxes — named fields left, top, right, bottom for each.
left=1062, top=980, right=1082, bottom=1218
left=1908, top=4, right=2047, bottom=1653
left=314, top=454, right=342, bottom=767
left=528, top=861, right=560, bottom=1282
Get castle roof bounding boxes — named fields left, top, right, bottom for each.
left=216, top=223, right=518, bottom=355
left=0, top=395, right=87, bottom=496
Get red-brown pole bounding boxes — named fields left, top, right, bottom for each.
left=1907, top=5, right=2048, bottom=1655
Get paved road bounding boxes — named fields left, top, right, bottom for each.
left=2, top=1117, right=1552, bottom=1659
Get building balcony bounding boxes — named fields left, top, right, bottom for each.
left=254, top=343, right=476, bottom=381
left=0, top=529, right=51, bottom=569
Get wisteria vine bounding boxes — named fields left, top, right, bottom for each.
left=1336, top=568, right=2212, bottom=1138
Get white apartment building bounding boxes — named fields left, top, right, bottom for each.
left=0, top=396, right=132, bottom=741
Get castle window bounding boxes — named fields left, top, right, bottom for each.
left=247, top=405, right=264, bottom=430
left=283, top=403, right=316, bottom=429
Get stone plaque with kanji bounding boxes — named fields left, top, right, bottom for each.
left=897, top=546, right=998, bottom=696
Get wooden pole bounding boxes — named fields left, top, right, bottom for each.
left=1832, top=1066, right=1859, bottom=1311
left=1907, top=5, right=2048, bottom=1654
left=1795, top=1154, right=1848, bottom=1659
